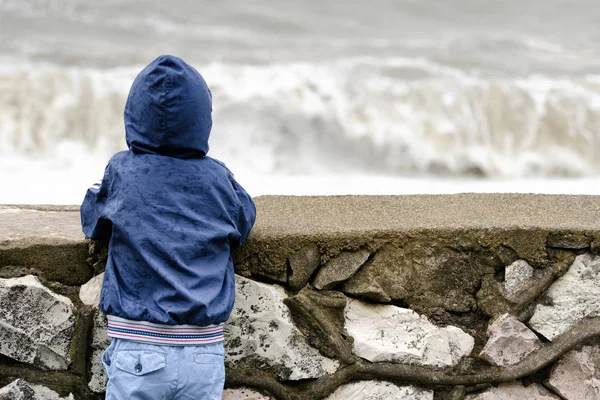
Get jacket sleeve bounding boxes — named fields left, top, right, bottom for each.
left=80, top=164, right=113, bottom=240
left=231, top=178, right=256, bottom=248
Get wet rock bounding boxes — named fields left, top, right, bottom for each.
left=504, top=260, right=534, bottom=303
left=477, top=275, right=511, bottom=318
left=344, top=299, right=473, bottom=367
left=547, top=233, right=591, bottom=250
left=79, top=272, right=103, bottom=306
left=244, top=255, right=287, bottom=283
left=223, top=388, right=274, bottom=399
left=284, top=289, right=354, bottom=362
left=78, top=273, right=110, bottom=393
left=0, top=275, right=74, bottom=370
left=0, top=379, right=36, bottom=400
left=0, top=379, right=74, bottom=400
left=343, top=277, right=391, bottom=303
left=529, top=254, right=600, bottom=340
left=496, top=246, right=519, bottom=266
left=325, top=380, right=433, bottom=400
left=88, top=349, right=107, bottom=394
left=88, top=309, right=110, bottom=393
left=465, top=382, right=559, bottom=399
left=225, top=275, right=339, bottom=380
left=439, top=386, right=467, bottom=400
left=547, top=345, right=600, bottom=399
left=313, top=249, right=370, bottom=290
left=343, top=245, right=487, bottom=313
left=288, top=243, right=321, bottom=291
left=591, top=239, right=600, bottom=255
left=479, top=314, right=542, bottom=366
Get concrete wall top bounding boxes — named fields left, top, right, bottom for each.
left=2, top=194, right=600, bottom=244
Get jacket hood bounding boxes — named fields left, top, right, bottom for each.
left=124, top=55, right=212, bottom=158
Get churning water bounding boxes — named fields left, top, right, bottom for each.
left=2, top=0, right=600, bottom=203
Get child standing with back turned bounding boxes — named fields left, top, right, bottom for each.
left=81, top=55, right=256, bottom=400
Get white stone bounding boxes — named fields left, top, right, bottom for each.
left=465, top=382, right=559, bottom=400
left=79, top=273, right=104, bottom=306
left=325, top=380, right=433, bottom=400
left=548, top=345, right=600, bottom=399
left=479, top=314, right=542, bottom=366
left=0, top=275, right=74, bottom=370
left=29, top=385, right=74, bottom=400
left=223, top=388, right=273, bottom=399
left=344, top=299, right=474, bottom=368
left=504, top=260, right=534, bottom=302
left=0, top=379, right=74, bottom=400
left=529, top=254, right=600, bottom=340
left=225, top=275, right=339, bottom=380
left=79, top=273, right=110, bottom=393
left=88, top=309, right=110, bottom=393
left=88, top=349, right=107, bottom=394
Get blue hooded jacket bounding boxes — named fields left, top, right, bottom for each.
left=81, top=55, right=256, bottom=327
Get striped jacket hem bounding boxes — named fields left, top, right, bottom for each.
left=106, top=315, right=224, bottom=345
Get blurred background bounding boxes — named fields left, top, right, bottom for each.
left=1, top=0, right=600, bottom=204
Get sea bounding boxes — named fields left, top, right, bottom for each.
left=2, top=0, right=600, bottom=204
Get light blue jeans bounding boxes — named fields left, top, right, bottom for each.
left=102, top=338, right=225, bottom=400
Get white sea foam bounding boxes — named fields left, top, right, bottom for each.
left=3, top=60, right=600, bottom=182
left=2, top=1, right=600, bottom=203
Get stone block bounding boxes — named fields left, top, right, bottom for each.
left=529, top=254, right=600, bottom=340
left=239, top=255, right=287, bottom=283
left=79, top=272, right=110, bottom=393
left=284, top=289, right=353, bottom=362
left=479, top=314, right=541, bottom=366
left=88, top=309, right=110, bottom=393
left=0, top=275, right=74, bottom=370
left=343, top=245, right=486, bottom=313
left=465, top=382, right=559, bottom=399
left=325, top=381, right=433, bottom=400
left=504, top=260, right=534, bottom=302
left=548, top=345, right=600, bottom=400
left=547, top=233, right=591, bottom=249
left=225, top=275, right=339, bottom=380
left=223, top=388, right=274, bottom=399
left=79, top=273, right=103, bottom=306
left=0, top=379, right=74, bottom=400
left=313, top=249, right=370, bottom=290
left=288, top=243, right=321, bottom=291
left=344, top=299, right=473, bottom=368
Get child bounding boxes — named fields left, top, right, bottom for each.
left=81, top=55, right=256, bottom=399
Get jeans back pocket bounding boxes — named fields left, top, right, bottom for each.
left=193, top=353, right=224, bottom=364
left=193, top=342, right=224, bottom=365
left=115, top=350, right=166, bottom=376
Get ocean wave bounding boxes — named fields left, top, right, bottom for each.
left=1, top=60, right=600, bottom=178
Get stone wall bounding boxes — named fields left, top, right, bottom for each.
left=2, top=194, right=600, bottom=400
